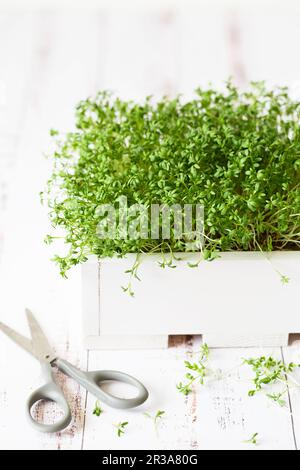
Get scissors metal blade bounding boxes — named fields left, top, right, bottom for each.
left=25, top=309, right=56, bottom=363
left=0, top=320, right=37, bottom=359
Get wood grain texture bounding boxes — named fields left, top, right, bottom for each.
left=82, top=337, right=297, bottom=450
left=282, top=340, right=300, bottom=450
left=0, top=9, right=105, bottom=450
left=84, top=253, right=300, bottom=347
left=0, top=4, right=300, bottom=450
left=0, top=13, right=37, bottom=259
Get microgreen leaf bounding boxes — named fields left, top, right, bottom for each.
left=114, top=421, right=128, bottom=437
left=144, top=410, right=166, bottom=433
left=280, top=274, right=290, bottom=284
left=243, top=433, right=259, bottom=446
left=266, top=393, right=286, bottom=407
left=92, top=400, right=103, bottom=417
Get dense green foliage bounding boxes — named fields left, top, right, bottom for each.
left=44, top=82, right=300, bottom=276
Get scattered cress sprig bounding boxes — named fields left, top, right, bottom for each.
left=92, top=400, right=103, bottom=417
left=243, top=356, right=300, bottom=406
left=144, top=410, right=166, bottom=434
left=114, top=421, right=128, bottom=437
left=243, top=433, right=259, bottom=446
left=177, top=343, right=210, bottom=395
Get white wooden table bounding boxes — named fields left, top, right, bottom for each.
left=0, top=3, right=300, bottom=450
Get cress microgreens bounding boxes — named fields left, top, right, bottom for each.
left=144, top=410, right=166, bottom=432
left=279, top=274, right=290, bottom=285
left=177, top=343, right=210, bottom=395
left=243, top=356, right=300, bottom=406
left=92, top=400, right=103, bottom=417
left=243, top=433, right=259, bottom=446
left=114, top=421, right=129, bottom=437
left=44, top=81, right=300, bottom=278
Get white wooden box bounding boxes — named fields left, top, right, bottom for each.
left=82, top=252, right=300, bottom=349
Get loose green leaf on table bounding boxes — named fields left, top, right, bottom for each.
left=92, top=400, right=103, bottom=417
left=243, top=433, right=259, bottom=446
left=177, top=343, right=210, bottom=396
left=144, top=410, right=166, bottom=431
left=114, top=421, right=128, bottom=437
left=243, top=356, right=300, bottom=405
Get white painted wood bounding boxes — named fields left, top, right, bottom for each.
left=282, top=338, right=300, bottom=450
left=0, top=9, right=107, bottom=449
left=203, top=333, right=289, bottom=348
left=84, top=334, right=169, bottom=350
left=82, top=252, right=300, bottom=349
left=0, top=12, right=37, bottom=258
left=0, top=334, right=87, bottom=450
left=82, top=262, right=100, bottom=339
left=193, top=341, right=296, bottom=450
left=82, top=336, right=296, bottom=450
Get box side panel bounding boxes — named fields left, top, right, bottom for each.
left=98, top=253, right=300, bottom=336
left=82, top=261, right=100, bottom=338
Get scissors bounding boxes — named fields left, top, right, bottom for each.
left=0, top=309, right=149, bottom=433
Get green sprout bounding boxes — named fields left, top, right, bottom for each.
left=177, top=343, right=210, bottom=396
left=243, top=433, right=259, bottom=446
left=92, top=400, right=103, bottom=417
left=114, top=421, right=128, bottom=437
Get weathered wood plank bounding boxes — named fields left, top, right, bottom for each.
left=0, top=334, right=87, bottom=450
left=83, top=253, right=300, bottom=349
left=0, top=12, right=37, bottom=258
left=82, top=337, right=296, bottom=450
left=282, top=338, right=300, bottom=451
left=0, top=9, right=107, bottom=449
left=83, top=337, right=197, bottom=450
left=194, top=343, right=296, bottom=450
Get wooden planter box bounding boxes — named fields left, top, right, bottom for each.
left=82, top=252, right=300, bottom=349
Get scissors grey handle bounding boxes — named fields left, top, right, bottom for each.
left=26, top=359, right=148, bottom=434
left=56, top=358, right=149, bottom=409
left=26, top=363, right=72, bottom=434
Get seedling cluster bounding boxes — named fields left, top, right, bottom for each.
left=44, top=82, right=300, bottom=277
